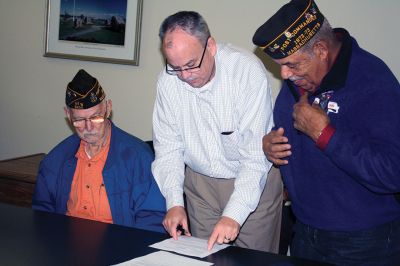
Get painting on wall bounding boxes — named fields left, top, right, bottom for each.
left=44, top=0, right=143, bottom=65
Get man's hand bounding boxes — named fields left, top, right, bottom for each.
left=262, top=128, right=291, bottom=165
left=207, top=216, right=240, bottom=251
left=163, top=206, right=191, bottom=240
left=292, top=93, right=330, bottom=141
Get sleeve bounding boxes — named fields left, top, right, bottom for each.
left=151, top=77, right=186, bottom=210
left=222, top=59, right=274, bottom=225
left=32, top=158, right=56, bottom=212
left=324, top=74, right=400, bottom=194
left=132, top=149, right=167, bottom=233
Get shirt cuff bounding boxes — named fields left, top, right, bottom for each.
left=316, top=124, right=336, bottom=150
left=222, top=201, right=252, bottom=226
left=165, top=190, right=185, bottom=210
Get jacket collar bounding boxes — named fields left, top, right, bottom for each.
left=314, top=28, right=352, bottom=95
left=285, top=28, right=352, bottom=101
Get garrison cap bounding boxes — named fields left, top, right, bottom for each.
left=252, top=0, right=324, bottom=59
left=65, top=69, right=105, bottom=109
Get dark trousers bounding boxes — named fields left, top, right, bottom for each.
left=278, top=202, right=295, bottom=255
left=291, top=219, right=400, bottom=266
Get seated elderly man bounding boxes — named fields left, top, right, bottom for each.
left=32, top=69, right=166, bottom=233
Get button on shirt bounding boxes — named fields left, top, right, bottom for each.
left=66, top=132, right=113, bottom=224
left=152, top=43, right=273, bottom=225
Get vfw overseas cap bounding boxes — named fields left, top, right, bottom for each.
left=66, top=69, right=106, bottom=109
left=253, top=0, right=325, bottom=59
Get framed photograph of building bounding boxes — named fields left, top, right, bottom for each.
left=44, top=0, right=143, bottom=65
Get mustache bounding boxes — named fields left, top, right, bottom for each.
left=178, top=75, right=196, bottom=83
left=82, top=131, right=99, bottom=138
left=289, top=76, right=302, bottom=81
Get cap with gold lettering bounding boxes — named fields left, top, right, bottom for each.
left=65, top=69, right=106, bottom=109
left=252, top=0, right=324, bottom=59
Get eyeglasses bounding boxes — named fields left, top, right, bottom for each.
left=165, top=37, right=210, bottom=76
left=71, top=106, right=108, bottom=128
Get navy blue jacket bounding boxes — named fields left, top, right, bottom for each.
left=275, top=29, right=400, bottom=231
left=32, top=122, right=166, bottom=233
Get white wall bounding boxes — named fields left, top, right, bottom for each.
left=0, top=0, right=398, bottom=159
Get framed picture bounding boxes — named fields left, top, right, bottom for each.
left=44, top=0, right=143, bottom=65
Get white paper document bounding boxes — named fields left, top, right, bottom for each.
left=149, top=235, right=229, bottom=258
left=112, top=250, right=213, bottom=266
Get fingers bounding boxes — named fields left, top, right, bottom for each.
left=162, top=206, right=189, bottom=240
left=267, top=144, right=291, bottom=165
left=207, top=217, right=239, bottom=250
left=270, top=127, right=287, bottom=142
left=292, top=92, right=331, bottom=139
left=263, top=128, right=291, bottom=165
left=275, top=127, right=285, bottom=136
left=223, top=237, right=232, bottom=244
left=262, top=129, right=287, bottom=152
left=311, top=99, right=321, bottom=108
left=163, top=219, right=180, bottom=240
left=298, top=91, right=309, bottom=103
left=207, top=230, right=219, bottom=251
left=293, top=93, right=310, bottom=115
left=180, top=220, right=191, bottom=237
left=269, top=154, right=290, bottom=165
left=207, top=231, right=231, bottom=250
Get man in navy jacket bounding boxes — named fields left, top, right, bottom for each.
left=253, top=0, right=400, bottom=264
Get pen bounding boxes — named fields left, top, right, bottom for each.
left=176, top=224, right=186, bottom=235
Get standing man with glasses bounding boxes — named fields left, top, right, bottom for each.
left=152, top=11, right=283, bottom=252
left=32, top=69, right=166, bottom=233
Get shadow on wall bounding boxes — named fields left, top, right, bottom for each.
left=253, top=47, right=282, bottom=83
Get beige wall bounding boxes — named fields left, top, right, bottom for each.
left=0, top=0, right=398, bottom=159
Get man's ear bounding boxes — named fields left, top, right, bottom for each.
left=313, top=40, right=329, bottom=61
left=64, top=107, right=71, bottom=121
left=106, top=100, right=112, bottom=118
left=208, top=37, right=217, bottom=57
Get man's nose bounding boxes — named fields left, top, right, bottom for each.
left=179, top=69, right=192, bottom=80
left=280, top=65, right=292, bottom=80
left=84, top=119, right=94, bottom=131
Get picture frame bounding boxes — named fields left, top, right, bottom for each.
left=44, top=0, right=143, bottom=65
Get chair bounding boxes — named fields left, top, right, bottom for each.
left=145, top=140, right=155, bottom=154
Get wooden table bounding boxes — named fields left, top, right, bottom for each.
left=0, top=153, right=45, bottom=207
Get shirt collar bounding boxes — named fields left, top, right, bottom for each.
left=75, top=128, right=111, bottom=162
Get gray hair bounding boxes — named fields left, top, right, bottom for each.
left=159, top=11, right=210, bottom=46
left=298, top=19, right=336, bottom=55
